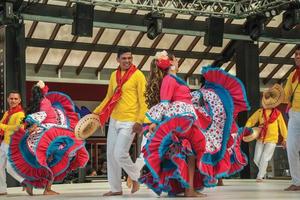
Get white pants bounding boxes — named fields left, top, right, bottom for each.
left=287, top=110, right=300, bottom=186
left=0, top=142, right=24, bottom=193
left=135, top=135, right=147, bottom=172
left=254, top=140, right=276, bottom=179
left=106, top=118, right=140, bottom=192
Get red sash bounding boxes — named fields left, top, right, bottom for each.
left=286, top=68, right=300, bottom=112
left=292, top=68, right=300, bottom=83
left=98, top=65, right=137, bottom=126
left=0, top=105, right=24, bottom=142
left=260, top=108, right=280, bottom=142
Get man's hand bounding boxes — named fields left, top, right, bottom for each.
left=132, top=123, right=143, bottom=135
left=148, top=123, right=157, bottom=133
left=281, top=140, right=287, bottom=149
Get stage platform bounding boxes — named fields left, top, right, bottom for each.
left=2, top=179, right=300, bottom=200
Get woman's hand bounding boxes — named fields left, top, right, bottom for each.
left=148, top=123, right=157, bottom=133
left=28, top=124, right=38, bottom=134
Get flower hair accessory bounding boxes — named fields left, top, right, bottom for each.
left=36, top=80, right=45, bottom=89
left=155, top=50, right=172, bottom=70
left=36, top=80, right=49, bottom=95
left=155, top=50, right=168, bottom=60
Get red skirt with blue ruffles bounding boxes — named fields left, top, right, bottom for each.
left=140, top=116, right=206, bottom=196
left=8, top=92, right=89, bottom=188
left=194, top=67, right=250, bottom=186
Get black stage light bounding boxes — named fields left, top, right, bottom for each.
left=282, top=8, right=300, bottom=31
left=144, top=11, right=164, bottom=40
left=245, top=15, right=266, bottom=41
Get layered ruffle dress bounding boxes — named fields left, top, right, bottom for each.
left=191, top=67, right=250, bottom=186
left=140, top=74, right=206, bottom=195
left=8, top=92, right=89, bottom=188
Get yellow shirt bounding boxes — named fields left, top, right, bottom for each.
left=0, top=111, right=25, bottom=144
left=245, top=108, right=287, bottom=143
left=94, top=69, right=147, bottom=124
left=284, top=70, right=300, bottom=111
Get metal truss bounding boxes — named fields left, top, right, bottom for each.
left=52, top=0, right=294, bottom=18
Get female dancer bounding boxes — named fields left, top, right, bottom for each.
left=191, top=67, right=250, bottom=185
left=140, top=51, right=206, bottom=197
left=8, top=81, right=89, bottom=195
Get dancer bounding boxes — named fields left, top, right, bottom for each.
left=0, top=91, right=31, bottom=195
left=246, top=84, right=287, bottom=182
left=191, top=67, right=250, bottom=186
left=93, top=47, right=147, bottom=196
left=8, top=81, right=89, bottom=195
left=140, top=51, right=206, bottom=197
left=284, top=44, right=300, bottom=191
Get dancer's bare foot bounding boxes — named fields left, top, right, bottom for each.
left=185, top=189, right=207, bottom=197
left=126, top=176, right=132, bottom=188
left=131, top=180, right=140, bottom=194
left=217, top=179, right=224, bottom=186
left=25, top=186, right=33, bottom=196
left=284, top=185, right=300, bottom=191
left=102, top=191, right=123, bottom=196
left=43, top=189, right=59, bottom=195
left=196, top=191, right=208, bottom=197
left=22, top=183, right=33, bottom=196
left=256, top=179, right=263, bottom=183
left=0, top=192, right=7, bottom=196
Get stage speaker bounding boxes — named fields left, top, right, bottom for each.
left=72, top=3, right=94, bottom=37
left=0, top=25, right=26, bottom=115
left=204, top=17, right=224, bottom=47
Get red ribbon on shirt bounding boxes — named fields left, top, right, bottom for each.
left=0, top=105, right=24, bottom=143
left=260, top=108, right=280, bottom=142
left=98, top=65, right=137, bottom=126
left=292, top=68, right=300, bottom=83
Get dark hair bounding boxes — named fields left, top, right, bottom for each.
left=26, top=86, right=44, bottom=115
left=199, top=75, right=206, bottom=88
left=86, top=166, right=96, bottom=176
left=117, top=47, right=132, bottom=58
left=8, top=90, right=21, bottom=97
left=296, top=44, right=300, bottom=51
left=145, top=52, right=174, bottom=108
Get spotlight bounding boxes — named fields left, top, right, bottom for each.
left=264, top=11, right=271, bottom=18
left=271, top=9, right=278, bottom=16
left=144, top=11, right=164, bottom=40
left=264, top=9, right=278, bottom=18
left=245, top=15, right=266, bottom=41
left=282, top=9, right=300, bottom=31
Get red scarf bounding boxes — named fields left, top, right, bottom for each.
left=0, top=105, right=24, bottom=142
left=260, top=108, right=280, bottom=142
left=98, top=65, right=137, bottom=126
left=292, top=68, right=300, bottom=83
left=286, top=68, right=300, bottom=112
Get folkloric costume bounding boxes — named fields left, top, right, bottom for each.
left=191, top=67, right=250, bottom=185
left=8, top=83, right=89, bottom=188
left=140, top=51, right=206, bottom=195
left=284, top=67, right=300, bottom=189
left=246, top=84, right=287, bottom=180
left=93, top=63, right=147, bottom=193
left=0, top=103, right=25, bottom=194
